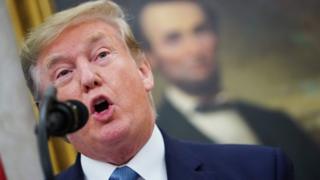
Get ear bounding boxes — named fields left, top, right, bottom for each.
left=138, top=53, right=154, bottom=92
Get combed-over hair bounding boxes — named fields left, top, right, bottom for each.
left=20, top=0, right=142, bottom=101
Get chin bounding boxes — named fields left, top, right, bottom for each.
left=97, top=119, right=132, bottom=144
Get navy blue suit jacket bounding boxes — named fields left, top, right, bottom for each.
left=157, top=98, right=320, bottom=180
left=57, top=132, right=293, bottom=180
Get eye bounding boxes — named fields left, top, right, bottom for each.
left=97, top=51, right=110, bottom=61
left=56, top=69, right=72, bottom=79
left=165, top=32, right=181, bottom=46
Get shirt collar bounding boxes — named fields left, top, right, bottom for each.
left=81, top=125, right=167, bottom=180
left=165, top=85, right=199, bottom=113
left=165, top=85, right=229, bottom=114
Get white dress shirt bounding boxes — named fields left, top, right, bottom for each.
left=166, top=86, right=260, bottom=144
left=81, top=125, right=167, bottom=180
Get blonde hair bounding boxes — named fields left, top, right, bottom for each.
left=20, top=0, right=142, bottom=101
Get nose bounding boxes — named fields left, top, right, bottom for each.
left=78, top=61, right=102, bottom=93
left=184, top=36, right=202, bottom=58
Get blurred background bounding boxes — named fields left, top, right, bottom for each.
left=51, top=0, right=320, bottom=142
left=3, top=0, right=320, bottom=175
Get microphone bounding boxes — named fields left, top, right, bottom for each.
left=46, top=99, right=89, bottom=136
left=39, top=86, right=89, bottom=136
left=36, top=86, right=89, bottom=180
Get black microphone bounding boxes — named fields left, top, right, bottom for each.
left=46, top=99, right=89, bottom=136
left=39, top=86, right=89, bottom=136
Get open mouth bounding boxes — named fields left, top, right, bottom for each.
left=91, top=96, right=112, bottom=114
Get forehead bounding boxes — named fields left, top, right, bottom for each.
left=38, top=20, right=124, bottom=62
left=141, top=2, right=206, bottom=39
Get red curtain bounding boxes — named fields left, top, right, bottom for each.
left=0, top=158, right=6, bottom=180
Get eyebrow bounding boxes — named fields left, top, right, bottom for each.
left=46, top=54, right=67, bottom=70
left=193, top=21, right=211, bottom=32
left=84, top=31, right=105, bottom=45
left=45, top=32, right=106, bottom=70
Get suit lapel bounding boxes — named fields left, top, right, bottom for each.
left=71, top=155, right=85, bottom=180
left=56, top=154, right=85, bottom=180
left=162, top=132, right=217, bottom=180
left=233, top=101, right=274, bottom=145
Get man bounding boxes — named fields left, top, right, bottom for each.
left=137, top=1, right=320, bottom=180
left=20, top=0, right=293, bottom=179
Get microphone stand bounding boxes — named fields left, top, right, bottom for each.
left=36, top=86, right=56, bottom=180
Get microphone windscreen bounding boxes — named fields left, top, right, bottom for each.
left=66, top=100, right=89, bottom=131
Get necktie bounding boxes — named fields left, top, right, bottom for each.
left=109, top=166, right=140, bottom=180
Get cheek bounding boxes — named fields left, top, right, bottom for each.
left=119, top=70, right=142, bottom=94
left=201, top=36, right=217, bottom=53
left=37, top=72, right=52, bottom=92
left=56, top=82, right=81, bottom=101
left=153, top=41, right=180, bottom=62
left=163, top=47, right=185, bottom=61
left=197, top=39, right=216, bottom=63
left=155, top=48, right=185, bottom=69
left=117, top=67, right=146, bottom=99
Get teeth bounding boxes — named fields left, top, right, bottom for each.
left=95, top=99, right=106, bottom=105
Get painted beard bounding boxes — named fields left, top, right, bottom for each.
left=174, top=67, right=221, bottom=97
